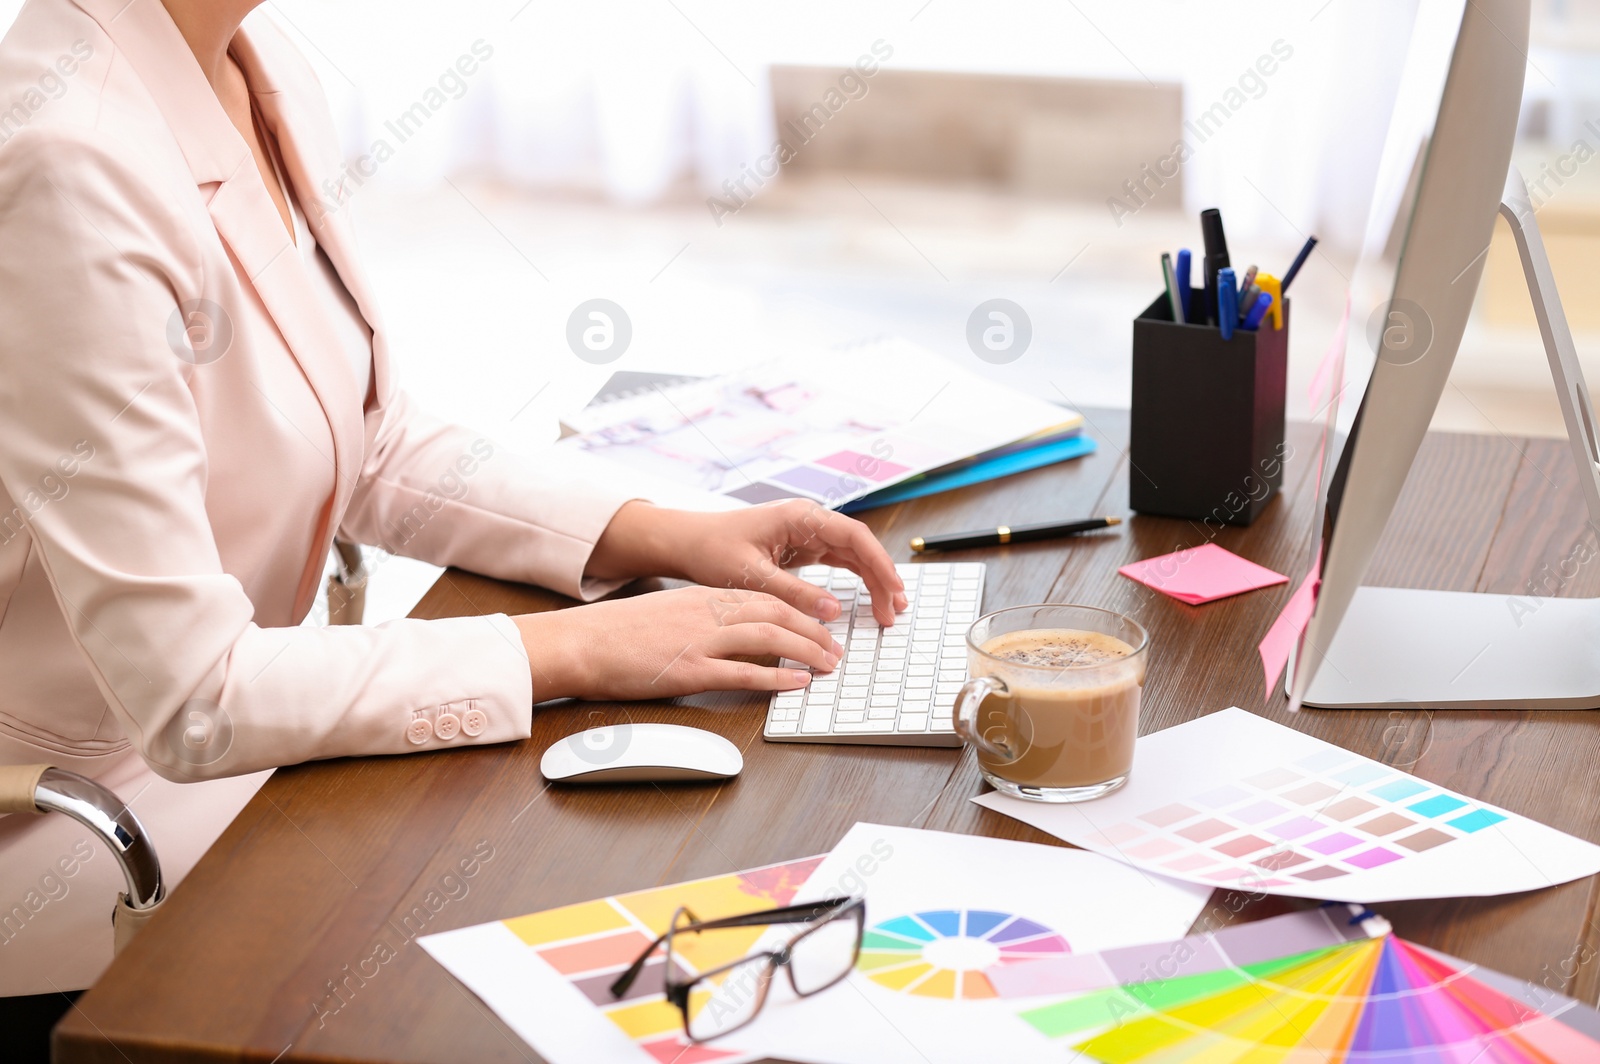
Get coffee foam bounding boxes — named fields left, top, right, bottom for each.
left=980, top=627, right=1134, bottom=669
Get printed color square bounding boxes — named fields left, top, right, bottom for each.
left=1243, top=767, right=1301, bottom=790
left=1265, top=816, right=1324, bottom=841
left=1330, top=763, right=1390, bottom=787
left=1127, top=837, right=1182, bottom=859
left=1368, top=779, right=1429, bottom=802
left=1345, top=847, right=1404, bottom=870
left=1253, top=850, right=1312, bottom=871
left=1138, top=803, right=1197, bottom=828
left=1323, top=797, right=1379, bottom=821
left=1161, top=853, right=1217, bottom=873
left=1408, top=794, right=1469, bottom=818
left=1395, top=828, right=1453, bottom=852
left=1176, top=818, right=1234, bottom=843
left=1215, top=835, right=1274, bottom=858
left=1291, top=865, right=1349, bottom=881
left=1305, top=832, right=1364, bottom=856
left=1353, top=812, right=1417, bottom=837
left=1231, top=800, right=1288, bottom=825
left=1282, top=781, right=1341, bottom=805
left=1447, top=808, right=1508, bottom=834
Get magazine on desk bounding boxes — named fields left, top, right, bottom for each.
left=554, top=338, right=1084, bottom=511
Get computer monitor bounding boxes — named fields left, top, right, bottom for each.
left=1287, top=0, right=1600, bottom=710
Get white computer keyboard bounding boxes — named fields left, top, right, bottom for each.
left=763, top=562, right=985, bottom=746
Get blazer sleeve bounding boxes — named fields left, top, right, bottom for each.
left=0, top=128, right=537, bottom=783
left=337, top=388, right=640, bottom=603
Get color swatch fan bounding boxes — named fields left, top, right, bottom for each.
left=1013, top=907, right=1600, bottom=1062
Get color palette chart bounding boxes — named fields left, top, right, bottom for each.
left=1007, top=907, right=1600, bottom=1062
left=421, top=856, right=824, bottom=1064
left=859, top=910, right=1070, bottom=999
left=975, top=708, right=1600, bottom=902
left=556, top=338, right=1076, bottom=511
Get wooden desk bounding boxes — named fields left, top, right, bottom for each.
left=56, top=410, right=1600, bottom=1062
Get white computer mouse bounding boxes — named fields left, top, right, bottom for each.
left=539, top=723, right=743, bottom=784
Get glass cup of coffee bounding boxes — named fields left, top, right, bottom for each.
left=953, top=604, right=1148, bottom=803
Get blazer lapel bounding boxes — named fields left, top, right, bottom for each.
left=73, top=0, right=367, bottom=617
left=231, top=27, right=394, bottom=426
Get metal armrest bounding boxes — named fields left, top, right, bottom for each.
left=0, top=764, right=163, bottom=912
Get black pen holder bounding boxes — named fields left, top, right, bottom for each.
left=1129, top=290, right=1288, bottom=526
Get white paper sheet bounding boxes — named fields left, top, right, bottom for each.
left=720, top=824, right=1211, bottom=1064
left=975, top=707, right=1600, bottom=902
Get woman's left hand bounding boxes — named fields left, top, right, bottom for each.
left=588, top=500, right=908, bottom=626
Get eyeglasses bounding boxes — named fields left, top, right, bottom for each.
left=609, top=895, right=865, bottom=1043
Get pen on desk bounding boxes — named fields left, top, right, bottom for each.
left=1201, top=209, right=1230, bottom=325
left=1218, top=266, right=1237, bottom=340
left=1162, top=252, right=1185, bottom=324
left=1257, top=273, right=1283, bottom=330
left=1175, top=248, right=1193, bottom=324
left=1242, top=291, right=1272, bottom=330
left=911, top=516, right=1122, bottom=553
left=1240, top=265, right=1258, bottom=293
left=1281, top=235, right=1318, bottom=291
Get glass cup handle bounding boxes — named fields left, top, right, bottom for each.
left=953, top=675, right=1016, bottom=763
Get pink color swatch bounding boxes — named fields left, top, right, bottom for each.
left=1119, top=543, right=1288, bottom=606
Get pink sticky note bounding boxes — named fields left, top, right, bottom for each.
left=1259, top=568, right=1321, bottom=701
left=1118, top=544, right=1289, bottom=605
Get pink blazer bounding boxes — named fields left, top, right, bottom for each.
left=0, top=0, right=633, bottom=993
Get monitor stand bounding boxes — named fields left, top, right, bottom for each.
left=1300, top=164, right=1600, bottom=710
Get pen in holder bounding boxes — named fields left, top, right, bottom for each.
left=1129, top=289, right=1288, bottom=526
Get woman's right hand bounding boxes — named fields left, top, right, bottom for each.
left=512, top=586, right=843, bottom=702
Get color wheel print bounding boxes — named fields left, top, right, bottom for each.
left=859, top=910, right=1070, bottom=999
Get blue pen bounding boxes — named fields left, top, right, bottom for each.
left=1242, top=291, right=1272, bottom=330
left=1175, top=249, right=1193, bottom=324
left=1218, top=267, right=1237, bottom=340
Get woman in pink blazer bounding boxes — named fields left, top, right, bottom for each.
left=0, top=0, right=905, bottom=1000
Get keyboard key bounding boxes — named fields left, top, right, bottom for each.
left=774, top=693, right=804, bottom=709
left=938, top=669, right=965, bottom=683
left=833, top=720, right=879, bottom=732
left=800, top=705, right=833, bottom=733
left=839, top=697, right=868, bottom=711
left=870, top=695, right=899, bottom=707
left=907, top=664, right=935, bottom=677
left=772, top=707, right=800, bottom=722
left=868, top=704, right=898, bottom=720
left=834, top=710, right=866, bottom=724
left=768, top=718, right=800, bottom=735
left=898, top=714, right=929, bottom=732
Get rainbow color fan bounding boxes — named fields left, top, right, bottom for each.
left=1007, top=906, right=1600, bottom=1062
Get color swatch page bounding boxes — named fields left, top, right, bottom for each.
left=716, top=823, right=1211, bottom=1064
left=975, top=708, right=1600, bottom=902
left=1009, top=906, right=1600, bottom=1062
left=421, top=856, right=825, bottom=1064
left=554, top=337, right=1075, bottom=510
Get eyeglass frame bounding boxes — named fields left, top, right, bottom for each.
left=608, top=895, right=866, bottom=1043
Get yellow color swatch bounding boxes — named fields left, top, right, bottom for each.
left=503, top=899, right=628, bottom=947
left=603, top=997, right=683, bottom=1041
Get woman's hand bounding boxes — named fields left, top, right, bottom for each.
left=513, top=587, right=842, bottom=701
left=587, top=499, right=907, bottom=625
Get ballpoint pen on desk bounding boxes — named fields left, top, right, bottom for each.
left=1162, top=252, right=1185, bottom=324
left=910, top=516, right=1122, bottom=553
left=1241, top=291, right=1272, bottom=331
left=1281, top=235, right=1318, bottom=291
left=1175, top=248, right=1193, bottom=324
left=1201, top=209, right=1230, bottom=324
left=1217, top=266, right=1238, bottom=340
left=1257, top=273, right=1283, bottom=329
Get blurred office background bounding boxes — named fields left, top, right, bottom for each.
left=4, top=0, right=1596, bottom=618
